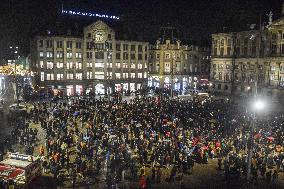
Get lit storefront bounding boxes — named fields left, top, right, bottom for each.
left=95, top=84, right=104, bottom=94
left=75, top=85, right=83, bottom=95
left=115, top=84, right=122, bottom=92
left=66, top=85, right=74, bottom=96
left=85, top=88, right=92, bottom=95
left=122, top=83, right=129, bottom=92
left=130, top=83, right=135, bottom=92
left=164, top=77, right=170, bottom=89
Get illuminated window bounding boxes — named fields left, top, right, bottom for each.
left=271, top=66, right=276, bottom=71
left=87, top=71, right=92, bottom=79
left=138, top=73, right=143, bottom=78
left=116, top=63, right=120, bottom=68
left=67, top=52, right=72, bottom=58
left=164, top=63, right=170, bottom=72
left=56, top=73, right=64, bottom=80
left=138, top=63, right=143, bottom=69
left=123, top=73, right=128, bottom=78
left=86, top=62, right=92, bottom=68
left=47, top=61, right=53, bottom=69
left=75, top=73, right=83, bottom=80
left=218, top=72, right=222, bottom=80
left=95, top=63, right=104, bottom=68
left=56, top=52, right=63, bottom=58
left=123, top=63, right=128, bottom=68
left=39, top=51, right=44, bottom=58
left=67, top=73, right=73, bottom=80
left=46, top=52, right=53, bottom=58
left=271, top=75, right=275, bottom=80
left=46, top=73, right=54, bottom=80
left=67, top=62, right=73, bottom=69
left=39, top=61, right=44, bottom=68
left=130, top=63, right=135, bottom=69
left=130, top=73, right=135, bottom=78
left=107, top=63, right=112, bottom=68
left=76, top=52, right=82, bottom=59
left=75, top=62, right=82, bottom=69
left=56, top=62, right=63, bottom=68
left=144, top=72, right=147, bottom=78
left=115, top=73, right=121, bottom=79
left=40, top=72, right=44, bottom=81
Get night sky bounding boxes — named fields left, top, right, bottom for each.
left=0, top=0, right=283, bottom=60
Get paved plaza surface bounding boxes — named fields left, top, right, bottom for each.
left=1, top=94, right=284, bottom=189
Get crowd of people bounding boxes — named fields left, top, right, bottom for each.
left=0, top=91, right=284, bottom=188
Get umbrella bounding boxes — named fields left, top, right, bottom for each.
left=73, top=111, right=79, bottom=116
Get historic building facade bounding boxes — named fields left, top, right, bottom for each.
left=210, top=10, right=284, bottom=98
left=30, top=21, right=149, bottom=96
left=148, top=27, right=210, bottom=92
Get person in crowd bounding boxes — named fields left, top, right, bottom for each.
left=2, top=89, right=284, bottom=188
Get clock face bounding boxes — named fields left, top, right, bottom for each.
left=95, top=31, right=104, bottom=42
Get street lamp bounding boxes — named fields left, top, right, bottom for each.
left=252, top=99, right=265, bottom=112
left=106, top=50, right=112, bottom=101
left=10, top=46, right=19, bottom=110
left=247, top=99, right=266, bottom=181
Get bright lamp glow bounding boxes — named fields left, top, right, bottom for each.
left=253, top=100, right=265, bottom=111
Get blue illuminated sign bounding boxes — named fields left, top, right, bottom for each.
left=62, top=9, right=120, bottom=20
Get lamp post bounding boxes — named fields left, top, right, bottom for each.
left=171, top=53, right=175, bottom=99
left=106, top=48, right=112, bottom=101
left=247, top=98, right=265, bottom=181
left=10, top=46, right=19, bottom=110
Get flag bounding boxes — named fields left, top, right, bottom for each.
left=254, top=133, right=261, bottom=139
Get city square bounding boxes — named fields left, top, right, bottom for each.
left=1, top=0, right=284, bottom=189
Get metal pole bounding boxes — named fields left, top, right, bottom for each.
left=171, top=55, right=174, bottom=99
left=107, top=50, right=110, bottom=101
left=15, top=59, right=19, bottom=109
left=247, top=16, right=261, bottom=180
left=246, top=113, right=255, bottom=180
left=12, top=46, right=19, bottom=110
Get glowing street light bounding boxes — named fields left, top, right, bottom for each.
left=247, top=98, right=266, bottom=181
left=252, top=100, right=265, bottom=111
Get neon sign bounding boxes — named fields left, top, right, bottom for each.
left=62, top=9, right=120, bottom=20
